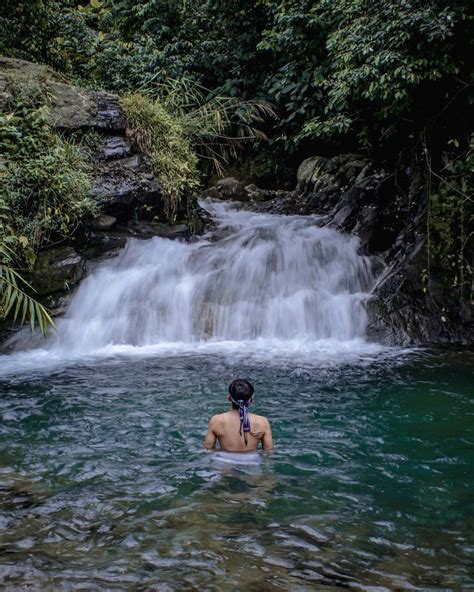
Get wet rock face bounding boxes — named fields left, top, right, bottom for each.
left=91, top=153, right=162, bottom=220
left=295, top=154, right=389, bottom=251
left=102, top=136, right=132, bottom=160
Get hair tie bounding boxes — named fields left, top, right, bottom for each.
left=236, top=398, right=251, bottom=445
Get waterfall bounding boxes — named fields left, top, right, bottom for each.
left=48, top=199, right=375, bottom=353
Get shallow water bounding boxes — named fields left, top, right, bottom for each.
left=1, top=347, right=473, bottom=590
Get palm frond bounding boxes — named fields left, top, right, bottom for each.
left=0, top=261, right=55, bottom=334
left=0, top=199, right=55, bottom=335
left=156, top=78, right=276, bottom=173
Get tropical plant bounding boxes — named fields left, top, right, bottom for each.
left=1, top=104, right=97, bottom=252
left=156, top=78, right=275, bottom=174
left=0, top=200, right=54, bottom=334
left=123, top=82, right=275, bottom=219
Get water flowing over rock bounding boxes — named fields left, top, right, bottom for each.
left=47, top=200, right=374, bottom=353
left=255, top=154, right=472, bottom=345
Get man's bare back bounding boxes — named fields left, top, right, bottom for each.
left=204, top=410, right=273, bottom=452
left=204, top=379, right=273, bottom=452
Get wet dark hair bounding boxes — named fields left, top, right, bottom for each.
left=228, top=379, right=254, bottom=409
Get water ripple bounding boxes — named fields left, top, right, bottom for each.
left=0, top=349, right=472, bottom=590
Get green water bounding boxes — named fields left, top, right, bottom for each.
left=0, top=348, right=473, bottom=590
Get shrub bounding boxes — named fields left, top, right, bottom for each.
left=122, top=93, right=199, bottom=221
left=122, top=85, right=274, bottom=220
left=1, top=105, right=97, bottom=252
left=0, top=79, right=97, bottom=332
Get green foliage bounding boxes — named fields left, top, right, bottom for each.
left=2, top=0, right=471, bottom=154
left=0, top=1, right=99, bottom=82
left=122, top=93, right=199, bottom=221
left=0, top=199, right=54, bottom=334
left=429, top=135, right=473, bottom=294
left=1, top=1, right=267, bottom=94
left=260, top=0, right=471, bottom=148
left=1, top=104, right=97, bottom=252
left=84, top=0, right=267, bottom=95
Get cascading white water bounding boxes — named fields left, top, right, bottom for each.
left=49, top=199, right=375, bottom=353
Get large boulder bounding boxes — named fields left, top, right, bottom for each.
left=50, top=89, right=125, bottom=131
left=30, top=247, right=86, bottom=296
left=0, top=57, right=126, bottom=130
left=215, top=177, right=250, bottom=201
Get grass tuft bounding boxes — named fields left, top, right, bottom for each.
left=122, top=93, right=199, bottom=222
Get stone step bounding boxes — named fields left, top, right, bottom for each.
left=102, top=136, right=132, bottom=160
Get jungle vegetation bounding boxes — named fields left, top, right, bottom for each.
left=0, top=0, right=472, bottom=331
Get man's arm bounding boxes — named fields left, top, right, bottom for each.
left=204, top=416, right=218, bottom=449
left=262, top=418, right=273, bottom=451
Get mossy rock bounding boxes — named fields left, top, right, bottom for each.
left=296, top=154, right=371, bottom=192
left=30, top=247, right=86, bottom=296
left=0, top=56, right=125, bottom=130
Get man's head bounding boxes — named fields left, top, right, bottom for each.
left=228, top=379, right=254, bottom=409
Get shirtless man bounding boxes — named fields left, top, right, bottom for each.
left=204, top=379, right=273, bottom=452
